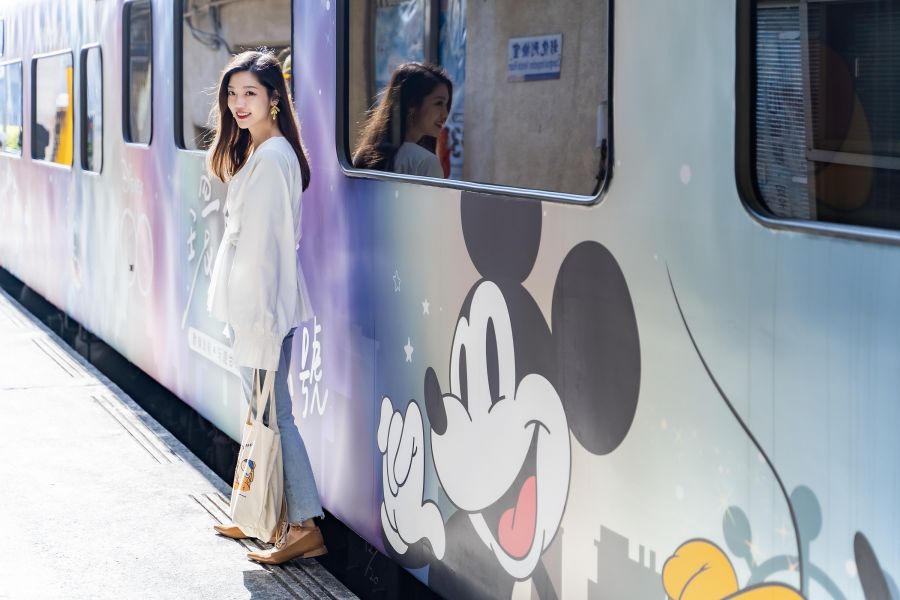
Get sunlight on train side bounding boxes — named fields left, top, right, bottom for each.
left=0, top=61, right=22, bottom=157
left=178, top=0, right=292, bottom=151
left=32, top=52, right=73, bottom=166
left=345, top=0, right=610, bottom=197
left=755, top=0, right=900, bottom=231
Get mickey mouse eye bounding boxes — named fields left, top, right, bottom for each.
left=486, top=318, right=503, bottom=410
left=458, top=344, right=469, bottom=412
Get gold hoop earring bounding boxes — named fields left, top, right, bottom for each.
left=270, top=103, right=280, bottom=121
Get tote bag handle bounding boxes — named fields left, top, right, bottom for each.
left=246, top=368, right=278, bottom=433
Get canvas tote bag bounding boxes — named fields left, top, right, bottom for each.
left=229, top=368, right=284, bottom=541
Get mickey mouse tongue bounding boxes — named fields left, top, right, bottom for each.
left=497, top=475, right=537, bottom=558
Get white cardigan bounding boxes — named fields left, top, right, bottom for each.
left=206, top=136, right=312, bottom=370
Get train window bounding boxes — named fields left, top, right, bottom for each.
left=124, top=0, right=152, bottom=144
left=343, top=0, right=611, bottom=198
left=80, top=46, right=103, bottom=172
left=31, top=52, right=74, bottom=166
left=0, top=61, right=22, bottom=157
left=176, top=0, right=292, bottom=151
left=752, top=0, right=900, bottom=231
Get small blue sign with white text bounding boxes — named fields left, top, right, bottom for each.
left=507, top=34, right=562, bottom=82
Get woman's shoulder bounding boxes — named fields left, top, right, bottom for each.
left=396, top=142, right=442, bottom=177
left=255, top=136, right=293, bottom=160
left=397, top=141, right=431, bottom=160
left=252, top=137, right=297, bottom=172
left=396, top=142, right=434, bottom=162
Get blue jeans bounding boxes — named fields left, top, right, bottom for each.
left=239, top=329, right=324, bottom=523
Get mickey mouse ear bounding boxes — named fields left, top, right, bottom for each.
left=461, top=192, right=541, bottom=284
left=552, top=241, right=640, bottom=455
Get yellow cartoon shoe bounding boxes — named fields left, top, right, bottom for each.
left=663, top=540, right=803, bottom=600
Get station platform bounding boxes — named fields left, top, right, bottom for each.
left=0, top=287, right=356, bottom=600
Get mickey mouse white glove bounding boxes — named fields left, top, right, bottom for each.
left=378, top=396, right=446, bottom=560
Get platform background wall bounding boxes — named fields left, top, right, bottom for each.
left=463, top=0, right=608, bottom=195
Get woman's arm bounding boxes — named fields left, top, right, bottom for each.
left=227, top=150, right=296, bottom=370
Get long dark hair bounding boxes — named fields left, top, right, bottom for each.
left=352, top=62, right=452, bottom=171
left=207, top=50, right=311, bottom=190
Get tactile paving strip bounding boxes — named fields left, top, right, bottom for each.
left=91, top=393, right=181, bottom=464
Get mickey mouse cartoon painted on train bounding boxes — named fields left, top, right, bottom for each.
left=377, top=193, right=642, bottom=599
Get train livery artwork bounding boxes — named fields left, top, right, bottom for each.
left=1, top=0, right=899, bottom=599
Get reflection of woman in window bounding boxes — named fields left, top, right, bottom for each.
left=352, top=62, right=452, bottom=178
left=205, top=50, right=326, bottom=565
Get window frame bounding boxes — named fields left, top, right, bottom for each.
left=0, top=20, right=5, bottom=58
left=123, top=0, right=153, bottom=146
left=0, top=58, right=23, bottom=160
left=79, top=44, right=103, bottom=173
left=335, top=0, right=615, bottom=205
left=30, top=48, right=75, bottom=169
left=736, top=0, right=900, bottom=245
left=173, top=0, right=296, bottom=153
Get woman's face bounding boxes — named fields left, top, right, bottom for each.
left=411, top=83, right=450, bottom=140
left=226, top=71, right=274, bottom=132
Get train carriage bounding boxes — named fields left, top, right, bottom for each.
left=0, top=0, right=898, bottom=598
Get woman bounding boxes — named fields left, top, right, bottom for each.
left=352, top=62, right=452, bottom=177
left=205, top=50, right=326, bottom=565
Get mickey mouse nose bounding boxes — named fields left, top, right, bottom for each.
left=424, top=367, right=446, bottom=435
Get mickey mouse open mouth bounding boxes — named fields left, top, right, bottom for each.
left=483, top=423, right=545, bottom=559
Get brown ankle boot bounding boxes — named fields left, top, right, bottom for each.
left=213, top=523, right=277, bottom=544
left=246, top=519, right=327, bottom=565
